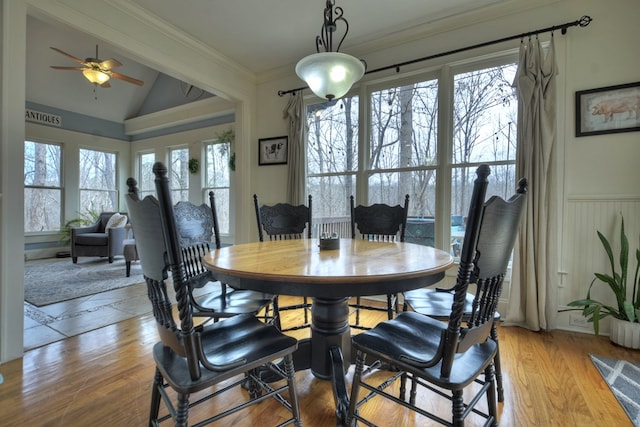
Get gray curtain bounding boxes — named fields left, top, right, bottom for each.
left=283, top=92, right=305, bottom=205
left=506, top=36, right=559, bottom=331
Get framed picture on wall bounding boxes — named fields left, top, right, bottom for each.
left=575, top=82, right=640, bottom=137
left=258, top=136, right=288, bottom=165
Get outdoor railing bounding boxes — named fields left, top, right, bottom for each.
left=313, top=217, right=351, bottom=238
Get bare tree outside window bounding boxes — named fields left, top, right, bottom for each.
left=369, top=80, right=439, bottom=217
left=170, top=147, right=189, bottom=202
left=305, top=55, right=518, bottom=252
left=79, top=148, right=117, bottom=214
left=307, top=97, right=359, bottom=223
left=451, top=64, right=518, bottom=220
left=24, top=141, right=62, bottom=232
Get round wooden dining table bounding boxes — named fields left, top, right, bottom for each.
left=202, top=238, right=453, bottom=425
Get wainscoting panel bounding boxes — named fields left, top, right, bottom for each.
left=560, top=197, right=640, bottom=321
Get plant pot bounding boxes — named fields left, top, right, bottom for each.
left=609, top=317, right=640, bottom=349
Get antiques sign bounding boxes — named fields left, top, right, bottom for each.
left=25, top=109, right=62, bottom=127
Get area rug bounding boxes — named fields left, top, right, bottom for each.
left=590, top=354, right=640, bottom=426
left=24, top=257, right=144, bottom=307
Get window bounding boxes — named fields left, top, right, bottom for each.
left=204, top=140, right=231, bottom=234
left=450, top=64, right=517, bottom=255
left=369, top=80, right=439, bottom=214
left=24, top=141, right=62, bottom=232
left=306, top=54, right=518, bottom=253
left=138, top=152, right=155, bottom=199
left=307, top=97, right=359, bottom=226
left=169, top=147, right=189, bottom=202
left=79, top=148, right=118, bottom=214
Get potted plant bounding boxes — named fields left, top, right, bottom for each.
left=216, top=129, right=235, bottom=171
left=567, top=214, right=640, bottom=348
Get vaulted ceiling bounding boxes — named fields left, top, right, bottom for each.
left=26, top=0, right=517, bottom=124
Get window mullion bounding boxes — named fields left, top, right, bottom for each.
left=436, top=65, right=454, bottom=251
left=356, top=84, right=369, bottom=204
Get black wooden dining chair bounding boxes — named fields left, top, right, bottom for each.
left=403, top=177, right=528, bottom=403
left=349, top=194, right=409, bottom=329
left=125, top=179, right=276, bottom=324
left=177, top=192, right=277, bottom=323
left=254, top=193, right=313, bottom=332
left=125, top=163, right=302, bottom=427
left=346, top=165, right=527, bottom=427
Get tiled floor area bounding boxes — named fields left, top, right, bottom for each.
left=23, top=281, right=151, bottom=351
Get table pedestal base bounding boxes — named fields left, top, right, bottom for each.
left=310, top=296, right=351, bottom=378
left=288, top=297, right=352, bottom=425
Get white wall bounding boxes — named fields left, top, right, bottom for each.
left=1, top=0, right=27, bottom=363
left=253, top=0, right=640, bottom=333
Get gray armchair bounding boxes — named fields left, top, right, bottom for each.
left=71, top=212, right=128, bottom=264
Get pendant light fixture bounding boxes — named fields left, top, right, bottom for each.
left=295, top=0, right=366, bottom=100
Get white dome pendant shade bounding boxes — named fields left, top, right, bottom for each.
left=296, top=52, right=365, bottom=101
left=295, top=0, right=366, bottom=101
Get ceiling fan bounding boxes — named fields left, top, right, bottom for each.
left=49, top=45, right=144, bottom=88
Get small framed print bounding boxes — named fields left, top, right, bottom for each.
left=575, top=82, right=640, bottom=137
left=258, top=136, right=288, bottom=165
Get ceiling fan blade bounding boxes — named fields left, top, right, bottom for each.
left=50, top=66, right=86, bottom=71
left=50, top=47, right=84, bottom=64
left=99, top=58, right=122, bottom=70
left=110, top=71, right=144, bottom=86
left=100, top=80, right=111, bottom=88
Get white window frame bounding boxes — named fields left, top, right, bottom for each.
left=305, top=50, right=519, bottom=252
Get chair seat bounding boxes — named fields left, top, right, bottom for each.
left=193, top=287, right=275, bottom=317
left=74, top=233, right=108, bottom=246
left=352, top=311, right=497, bottom=389
left=154, top=314, right=298, bottom=394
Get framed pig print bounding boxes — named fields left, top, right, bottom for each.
left=575, top=82, right=640, bottom=137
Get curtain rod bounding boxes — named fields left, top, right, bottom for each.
left=278, top=15, right=592, bottom=97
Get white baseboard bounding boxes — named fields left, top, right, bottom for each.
left=25, top=248, right=63, bottom=261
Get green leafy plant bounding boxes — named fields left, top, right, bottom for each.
left=59, top=210, right=100, bottom=245
left=216, top=129, right=235, bottom=171
left=188, top=158, right=199, bottom=174
left=567, top=214, right=640, bottom=334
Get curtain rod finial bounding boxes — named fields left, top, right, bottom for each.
left=579, top=16, right=593, bottom=27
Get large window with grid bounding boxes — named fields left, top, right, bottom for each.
left=24, top=140, right=62, bottom=232
left=306, top=53, right=518, bottom=254
left=79, top=148, right=118, bottom=215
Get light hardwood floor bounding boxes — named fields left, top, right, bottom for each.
left=3, top=295, right=639, bottom=426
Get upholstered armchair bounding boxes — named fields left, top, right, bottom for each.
left=70, top=212, right=128, bottom=263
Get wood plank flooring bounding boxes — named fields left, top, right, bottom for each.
left=2, top=296, right=639, bottom=426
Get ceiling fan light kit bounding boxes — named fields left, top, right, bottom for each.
left=295, top=0, right=365, bottom=100
left=82, top=68, right=110, bottom=85
left=50, top=45, right=144, bottom=88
